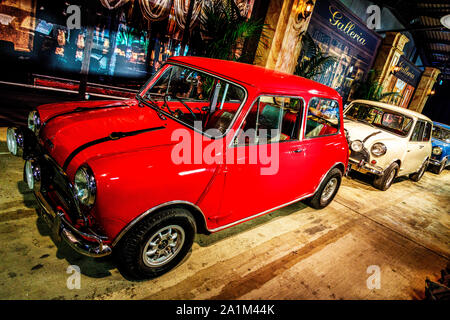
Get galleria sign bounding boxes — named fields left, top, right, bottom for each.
left=329, top=6, right=368, bottom=46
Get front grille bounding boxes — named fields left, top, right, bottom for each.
left=350, top=148, right=370, bottom=163
left=39, top=154, right=80, bottom=222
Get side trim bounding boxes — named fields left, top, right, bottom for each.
left=111, top=200, right=207, bottom=247
left=62, top=126, right=166, bottom=171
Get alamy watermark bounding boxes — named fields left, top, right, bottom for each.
left=66, top=5, right=81, bottom=30
left=171, top=122, right=280, bottom=176
left=366, top=265, right=381, bottom=289
left=67, top=265, right=81, bottom=290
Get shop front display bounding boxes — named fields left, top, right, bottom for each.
left=303, top=0, right=382, bottom=104
left=387, top=55, right=422, bottom=108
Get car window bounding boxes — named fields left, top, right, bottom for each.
left=411, top=120, right=425, bottom=142
left=235, top=96, right=303, bottom=146
left=305, top=98, right=340, bottom=138
left=432, top=125, right=450, bottom=142
left=423, top=122, right=432, bottom=142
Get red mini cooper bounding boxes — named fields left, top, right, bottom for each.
left=7, top=57, right=348, bottom=278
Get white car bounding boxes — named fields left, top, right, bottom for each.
left=344, top=100, right=433, bottom=190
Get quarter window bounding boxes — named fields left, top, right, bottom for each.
left=423, top=122, right=432, bottom=142
left=305, top=98, right=340, bottom=138
left=411, top=120, right=425, bottom=142
left=235, top=96, right=303, bottom=146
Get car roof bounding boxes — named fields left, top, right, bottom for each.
left=167, top=56, right=341, bottom=100
left=349, top=99, right=432, bottom=122
left=433, top=121, right=450, bottom=130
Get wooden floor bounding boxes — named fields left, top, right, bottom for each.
left=0, top=127, right=448, bottom=300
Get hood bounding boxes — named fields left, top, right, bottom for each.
left=344, top=119, right=401, bottom=146
left=431, top=138, right=449, bottom=150
left=37, top=99, right=181, bottom=175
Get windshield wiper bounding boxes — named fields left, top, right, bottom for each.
left=136, top=94, right=167, bottom=120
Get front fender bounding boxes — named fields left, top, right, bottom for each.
left=86, top=147, right=217, bottom=241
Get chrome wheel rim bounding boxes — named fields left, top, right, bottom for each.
left=142, top=225, right=185, bottom=267
left=321, top=177, right=338, bottom=203
left=386, top=168, right=396, bottom=186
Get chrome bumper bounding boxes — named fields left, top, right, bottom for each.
left=348, top=158, right=384, bottom=176
left=429, top=158, right=442, bottom=166
left=35, top=191, right=112, bottom=258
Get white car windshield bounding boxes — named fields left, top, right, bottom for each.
left=432, top=125, right=450, bottom=142
left=344, top=103, right=413, bottom=137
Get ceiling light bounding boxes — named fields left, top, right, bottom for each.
left=441, top=14, right=450, bottom=29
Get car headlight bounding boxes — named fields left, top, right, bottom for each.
left=6, top=127, right=24, bottom=156
left=350, top=140, right=363, bottom=152
left=432, top=146, right=442, bottom=156
left=28, top=111, right=41, bottom=133
left=24, top=160, right=41, bottom=191
left=371, top=142, right=387, bottom=157
left=74, top=165, right=96, bottom=208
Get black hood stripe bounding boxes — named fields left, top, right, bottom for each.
left=363, top=131, right=382, bottom=143
left=43, top=103, right=129, bottom=128
left=62, top=126, right=166, bottom=171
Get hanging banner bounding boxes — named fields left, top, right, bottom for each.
left=393, top=55, right=422, bottom=87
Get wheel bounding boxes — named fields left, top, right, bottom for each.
left=115, top=207, right=196, bottom=279
left=410, top=160, right=428, bottom=182
left=373, top=162, right=399, bottom=191
left=431, top=159, right=446, bottom=175
left=307, top=168, right=342, bottom=209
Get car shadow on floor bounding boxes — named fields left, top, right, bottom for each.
left=14, top=180, right=117, bottom=279
left=345, top=170, right=408, bottom=190
left=195, top=201, right=310, bottom=247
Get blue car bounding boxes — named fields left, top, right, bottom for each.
left=430, top=122, right=450, bottom=174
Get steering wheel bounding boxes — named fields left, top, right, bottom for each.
left=172, top=95, right=197, bottom=121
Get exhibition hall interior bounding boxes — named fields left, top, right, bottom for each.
left=0, top=0, right=449, bottom=304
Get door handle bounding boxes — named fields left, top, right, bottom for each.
left=419, top=145, right=424, bottom=149
left=292, top=148, right=303, bottom=154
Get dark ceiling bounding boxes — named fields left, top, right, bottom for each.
left=374, top=0, right=450, bottom=80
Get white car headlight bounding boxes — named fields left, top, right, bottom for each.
left=74, top=165, right=96, bottom=207
left=6, top=127, right=22, bottom=156
left=28, top=111, right=41, bottom=133
left=371, top=142, right=387, bottom=157
left=350, top=140, right=363, bottom=152
left=432, top=147, right=442, bottom=156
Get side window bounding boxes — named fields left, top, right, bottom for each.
left=422, top=122, right=432, bottom=142
left=305, top=98, right=340, bottom=138
left=410, top=120, right=425, bottom=142
left=235, top=96, right=303, bottom=145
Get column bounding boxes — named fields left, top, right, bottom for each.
left=409, top=67, right=441, bottom=113
left=372, top=32, right=410, bottom=92
left=254, top=0, right=316, bottom=74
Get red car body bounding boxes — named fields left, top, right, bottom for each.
left=8, top=56, right=348, bottom=277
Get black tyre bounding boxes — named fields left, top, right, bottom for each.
left=115, top=207, right=196, bottom=279
left=373, top=162, right=399, bottom=191
left=431, top=159, right=446, bottom=175
left=410, top=160, right=428, bottom=182
left=307, top=168, right=342, bottom=209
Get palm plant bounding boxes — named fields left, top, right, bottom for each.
left=351, top=70, right=402, bottom=102
left=294, top=32, right=337, bottom=79
left=200, top=0, right=267, bottom=61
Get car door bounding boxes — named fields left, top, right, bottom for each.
left=406, top=119, right=427, bottom=174
left=215, top=95, right=308, bottom=228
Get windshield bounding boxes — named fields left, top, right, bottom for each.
left=344, top=103, right=413, bottom=137
left=139, top=64, right=246, bottom=138
left=432, top=125, right=450, bottom=142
